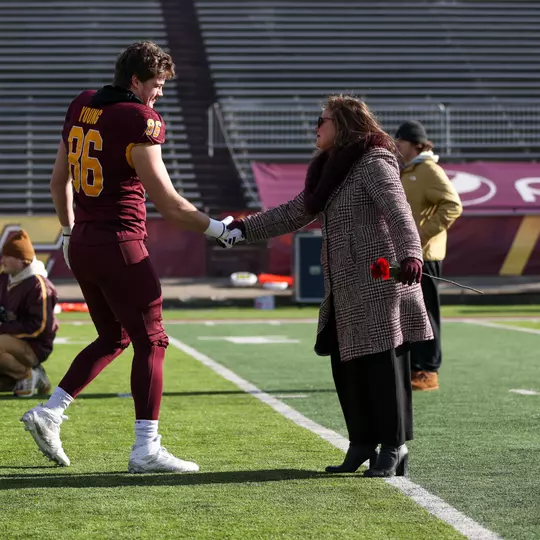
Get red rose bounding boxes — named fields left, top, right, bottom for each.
left=370, top=257, right=391, bottom=280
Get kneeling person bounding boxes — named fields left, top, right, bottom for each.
left=0, top=230, right=58, bottom=397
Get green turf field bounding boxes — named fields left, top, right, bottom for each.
left=54, top=303, right=540, bottom=322
left=2, top=308, right=539, bottom=539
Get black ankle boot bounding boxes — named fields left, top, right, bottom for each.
left=363, top=444, right=408, bottom=477
left=325, top=444, right=379, bottom=473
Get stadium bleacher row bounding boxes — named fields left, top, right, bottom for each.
left=0, top=0, right=200, bottom=214
left=0, top=0, right=539, bottom=213
left=208, top=101, right=540, bottom=205
left=196, top=0, right=540, bottom=205
left=196, top=0, right=540, bottom=101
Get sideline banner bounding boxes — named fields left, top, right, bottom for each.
left=251, top=162, right=540, bottom=276
left=262, top=215, right=540, bottom=277
left=0, top=216, right=207, bottom=279
left=252, top=161, right=540, bottom=213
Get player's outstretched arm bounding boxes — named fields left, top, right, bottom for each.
left=131, top=143, right=228, bottom=239
left=50, top=140, right=74, bottom=231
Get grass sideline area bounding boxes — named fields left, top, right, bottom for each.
left=3, top=307, right=539, bottom=538
left=169, top=319, right=540, bottom=539
left=55, top=304, right=540, bottom=322
left=0, top=323, right=463, bottom=540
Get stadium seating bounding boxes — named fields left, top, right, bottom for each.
left=0, top=0, right=201, bottom=214
left=197, top=0, right=540, bottom=102
left=2, top=1, right=539, bottom=213
left=196, top=0, right=540, bottom=205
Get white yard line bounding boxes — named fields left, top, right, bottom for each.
left=167, top=316, right=540, bottom=325
left=455, top=318, right=540, bottom=335
left=166, top=318, right=318, bottom=324
left=60, top=316, right=540, bottom=326
left=59, top=318, right=318, bottom=325
left=168, top=335, right=501, bottom=540
left=509, top=389, right=540, bottom=396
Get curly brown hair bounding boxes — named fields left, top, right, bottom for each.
left=325, top=94, right=396, bottom=153
left=114, top=41, right=176, bottom=88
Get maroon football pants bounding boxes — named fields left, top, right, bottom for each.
left=59, top=240, right=168, bottom=420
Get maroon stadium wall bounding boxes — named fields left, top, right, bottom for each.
left=3, top=159, right=540, bottom=279
left=0, top=217, right=207, bottom=279
left=251, top=162, right=540, bottom=276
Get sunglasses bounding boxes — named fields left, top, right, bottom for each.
left=317, top=116, right=333, bottom=128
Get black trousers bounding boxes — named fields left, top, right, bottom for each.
left=327, top=317, right=413, bottom=447
left=410, top=260, right=442, bottom=373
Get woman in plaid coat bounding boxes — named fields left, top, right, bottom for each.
left=225, top=95, right=433, bottom=477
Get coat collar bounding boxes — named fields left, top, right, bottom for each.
left=304, top=141, right=367, bottom=215
left=323, top=162, right=357, bottom=210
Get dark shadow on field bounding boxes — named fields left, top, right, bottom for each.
left=0, top=394, right=51, bottom=400
left=0, top=466, right=52, bottom=470
left=0, top=389, right=335, bottom=401
left=0, top=468, right=337, bottom=489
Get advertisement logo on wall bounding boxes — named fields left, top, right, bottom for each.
left=446, top=170, right=497, bottom=206
left=0, top=217, right=63, bottom=273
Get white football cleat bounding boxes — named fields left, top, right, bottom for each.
left=128, top=437, right=199, bottom=474
left=20, top=405, right=70, bottom=467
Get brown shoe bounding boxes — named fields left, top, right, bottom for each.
left=411, top=371, right=439, bottom=391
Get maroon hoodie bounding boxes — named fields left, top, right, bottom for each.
left=0, top=271, right=59, bottom=363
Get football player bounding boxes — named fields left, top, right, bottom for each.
left=21, top=41, right=241, bottom=473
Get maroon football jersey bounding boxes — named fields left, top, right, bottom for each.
left=62, top=86, right=166, bottom=245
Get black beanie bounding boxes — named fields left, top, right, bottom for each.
left=395, top=121, right=428, bottom=144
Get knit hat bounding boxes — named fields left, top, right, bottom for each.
left=395, top=121, right=428, bottom=144
left=2, top=229, right=35, bottom=262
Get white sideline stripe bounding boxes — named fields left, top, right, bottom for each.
left=53, top=337, right=88, bottom=345
left=167, top=319, right=317, bottom=325
left=272, top=393, right=308, bottom=399
left=61, top=316, right=540, bottom=327
left=509, top=389, right=540, bottom=396
left=457, top=319, right=540, bottom=335
left=168, top=336, right=501, bottom=540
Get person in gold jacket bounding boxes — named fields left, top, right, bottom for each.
left=395, top=121, right=462, bottom=391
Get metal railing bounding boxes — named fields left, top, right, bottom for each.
left=208, top=100, right=540, bottom=206
left=208, top=102, right=260, bottom=205
left=208, top=101, right=540, bottom=156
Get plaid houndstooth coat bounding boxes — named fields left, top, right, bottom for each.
left=243, top=148, right=433, bottom=361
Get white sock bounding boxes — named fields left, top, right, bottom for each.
left=134, top=420, right=159, bottom=452
left=44, top=387, right=73, bottom=417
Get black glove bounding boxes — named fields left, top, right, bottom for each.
left=216, top=219, right=246, bottom=249
left=227, top=220, right=246, bottom=233
left=0, top=306, right=8, bottom=323
left=399, top=258, right=423, bottom=285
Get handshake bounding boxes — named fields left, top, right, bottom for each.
left=207, top=216, right=245, bottom=249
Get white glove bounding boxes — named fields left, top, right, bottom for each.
left=204, top=216, right=230, bottom=240
left=218, top=215, right=245, bottom=249
left=221, top=215, right=235, bottom=228
left=204, top=216, right=245, bottom=249
left=62, top=226, right=72, bottom=270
